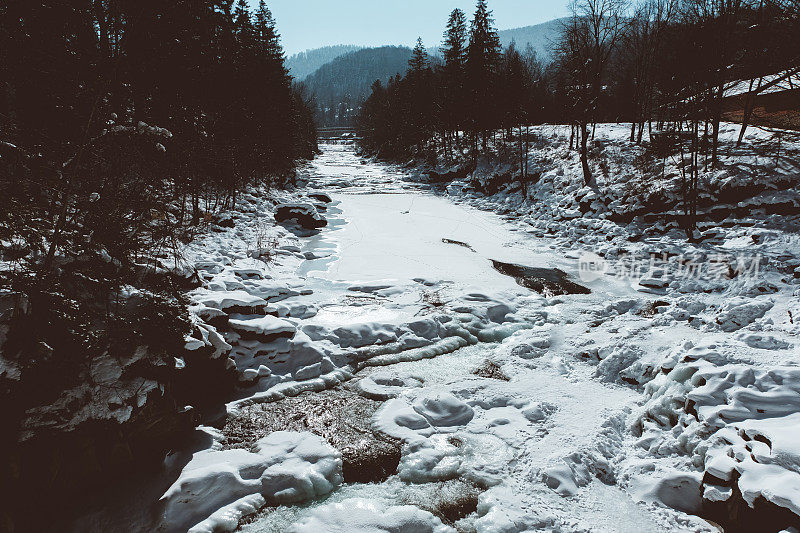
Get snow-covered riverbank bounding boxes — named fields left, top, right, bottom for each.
left=76, top=136, right=800, bottom=532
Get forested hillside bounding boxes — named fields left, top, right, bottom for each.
left=304, top=46, right=413, bottom=127
left=302, top=19, right=562, bottom=128
left=498, top=17, right=567, bottom=64
left=286, top=44, right=364, bottom=80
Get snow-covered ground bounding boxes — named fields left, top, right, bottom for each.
left=140, top=129, right=800, bottom=532
left=724, top=69, right=800, bottom=98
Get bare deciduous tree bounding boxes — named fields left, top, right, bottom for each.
left=620, top=0, right=679, bottom=144
left=557, top=0, right=628, bottom=186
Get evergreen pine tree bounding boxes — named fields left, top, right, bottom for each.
left=443, top=9, right=468, bottom=68
left=466, top=0, right=501, bottom=156
left=409, top=37, right=430, bottom=74
left=406, top=38, right=434, bottom=151
left=234, top=0, right=252, bottom=36
left=441, top=8, right=468, bottom=155
left=255, top=1, right=285, bottom=65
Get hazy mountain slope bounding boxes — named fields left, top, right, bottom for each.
left=287, top=45, right=364, bottom=80
left=305, top=46, right=412, bottom=126
left=498, top=17, right=567, bottom=63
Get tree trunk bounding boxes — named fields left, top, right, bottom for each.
left=691, top=141, right=696, bottom=226
left=191, top=192, right=200, bottom=226
left=580, top=122, right=592, bottom=186
left=472, top=129, right=478, bottom=166
left=569, top=125, right=575, bottom=151
left=524, top=126, right=529, bottom=178
left=710, top=84, right=724, bottom=167
left=518, top=124, right=524, bottom=181
left=737, top=77, right=762, bottom=146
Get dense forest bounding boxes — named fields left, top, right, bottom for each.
left=305, top=46, right=414, bottom=127
left=0, top=1, right=316, bottom=529
left=358, top=0, right=800, bottom=232
left=1, top=0, right=317, bottom=270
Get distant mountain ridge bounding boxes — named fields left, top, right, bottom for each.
left=301, top=18, right=566, bottom=126
left=287, top=45, right=364, bottom=80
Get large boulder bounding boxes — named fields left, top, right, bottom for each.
left=274, top=202, right=327, bottom=230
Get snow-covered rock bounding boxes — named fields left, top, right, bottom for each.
left=275, top=202, right=327, bottom=229
left=287, top=498, right=455, bottom=533
left=194, top=289, right=267, bottom=315
left=356, top=372, right=423, bottom=400
left=412, top=392, right=475, bottom=427
left=160, top=431, right=342, bottom=531
left=715, top=298, right=774, bottom=331
left=228, top=314, right=296, bottom=340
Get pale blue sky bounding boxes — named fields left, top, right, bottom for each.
left=257, top=1, right=571, bottom=55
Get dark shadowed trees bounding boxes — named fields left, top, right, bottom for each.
left=407, top=38, right=437, bottom=152
left=466, top=0, right=502, bottom=158
left=440, top=8, right=469, bottom=159
left=0, top=0, right=317, bottom=277
left=501, top=43, right=534, bottom=187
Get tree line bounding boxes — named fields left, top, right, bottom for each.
left=358, top=0, right=546, bottom=165
left=0, top=0, right=317, bottom=282
left=357, top=0, right=800, bottom=228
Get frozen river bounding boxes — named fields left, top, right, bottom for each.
left=61, top=120, right=800, bottom=533
left=76, top=142, right=723, bottom=532
left=229, top=143, right=712, bottom=532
